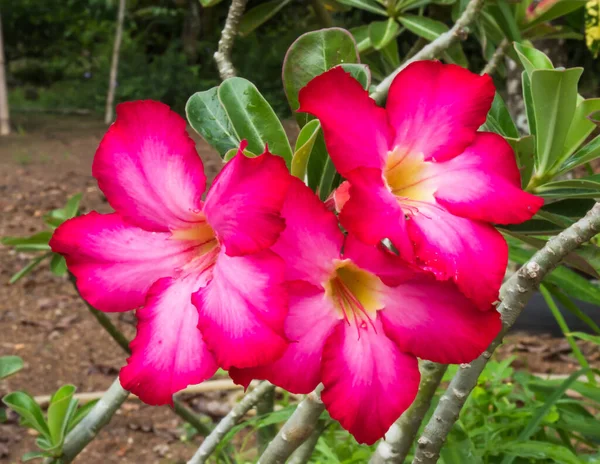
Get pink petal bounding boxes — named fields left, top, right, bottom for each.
left=120, top=274, right=218, bottom=406
left=50, top=212, right=197, bottom=312
left=387, top=61, right=495, bottom=162
left=380, top=277, right=501, bottom=364
left=408, top=203, right=507, bottom=309
left=332, top=180, right=351, bottom=212
left=432, top=133, right=544, bottom=224
left=339, top=168, right=413, bottom=261
left=321, top=317, right=420, bottom=445
left=93, top=101, right=206, bottom=231
left=204, top=146, right=291, bottom=256
left=298, top=67, right=393, bottom=175
left=230, top=281, right=339, bottom=394
left=272, top=177, right=343, bottom=286
left=193, top=249, right=288, bottom=369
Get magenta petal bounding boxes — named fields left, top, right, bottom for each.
left=120, top=274, right=218, bottom=406
left=387, top=61, right=495, bottom=162
left=321, top=317, right=420, bottom=445
left=339, top=168, right=413, bottom=261
left=50, top=212, right=197, bottom=312
left=272, top=178, right=343, bottom=286
left=381, top=278, right=501, bottom=364
left=231, top=281, right=338, bottom=394
left=204, top=148, right=291, bottom=257
left=408, top=203, right=507, bottom=309
left=433, top=133, right=544, bottom=224
left=193, top=249, right=288, bottom=369
left=298, top=67, right=393, bottom=175
left=93, top=101, right=206, bottom=231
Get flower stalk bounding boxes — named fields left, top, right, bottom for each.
left=214, top=0, right=248, bottom=80
left=412, top=202, right=600, bottom=464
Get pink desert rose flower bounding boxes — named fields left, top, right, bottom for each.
left=297, top=61, right=544, bottom=310
left=50, top=101, right=291, bottom=405
left=231, top=178, right=501, bottom=445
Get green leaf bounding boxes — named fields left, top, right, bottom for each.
left=218, top=77, right=293, bottom=167
left=2, top=231, right=52, bottom=251
left=368, top=19, right=400, bottom=50
left=2, top=391, right=50, bottom=440
left=531, top=68, right=583, bottom=173
left=569, top=332, right=600, bottom=344
left=199, top=0, right=224, bottom=6
left=559, top=410, right=600, bottom=439
left=487, top=0, right=522, bottom=41
left=68, top=400, right=99, bottom=433
left=506, top=136, right=535, bottom=188
left=522, top=71, right=537, bottom=136
left=63, top=194, right=82, bottom=219
left=442, top=423, right=482, bottom=464
left=335, top=0, right=387, bottom=15
left=514, top=42, right=553, bottom=77
left=239, top=0, right=292, bottom=37
left=283, top=27, right=359, bottom=127
left=186, top=87, right=240, bottom=158
left=318, top=157, right=338, bottom=200
left=307, top=135, right=330, bottom=191
left=558, top=135, right=600, bottom=176
left=49, top=254, right=67, bottom=276
left=44, top=194, right=82, bottom=229
left=339, top=63, right=371, bottom=90
left=538, top=174, right=600, bottom=193
left=559, top=98, right=600, bottom=163
left=483, top=93, right=519, bottom=138
left=524, top=0, right=588, bottom=29
left=350, top=25, right=371, bottom=53
left=292, top=120, right=321, bottom=179
left=21, top=451, right=48, bottom=462
left=0, top=356, right=24, bottom=379
left=381, top=38, right=401, bottom=68
left=499, top=441, right=581, bottom=464
left=47, top=385, right=77, bottom=446
left=9, top=253, right=52, bottom=285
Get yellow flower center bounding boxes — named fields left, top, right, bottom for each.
left=171, top=215, right=219, bottom=269
left=383, top=147, right=435, bottom=203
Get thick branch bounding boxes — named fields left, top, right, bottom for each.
left=214, top=0, right=248, bottom=80
left=288, top=420, right=327, bottom=464
left=256, top=385, right=277, bottom=453
left=370, top=0, right=484, bottom=104
left=257, top=386, right=325, bottom=464
left=481, top=39, right=510, bottom=76
left=413, top=203, right=600, bottom=464
left=370, top=362, right=448, bottom=464
left=187, top=382, right=275, bottom=464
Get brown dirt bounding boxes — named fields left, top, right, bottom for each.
left=0, top=114, right=594, bottom=463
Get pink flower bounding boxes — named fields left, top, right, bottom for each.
left=231, top=178, right=501, bottom=445
left=297, top=61, right=543, bottom=309
left=50, top=101, right=291, bottom=405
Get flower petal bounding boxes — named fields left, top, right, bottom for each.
left=93, top=101, right=206, bottom=231
left=407, top=203, right=507, bottom=309
left=321, top=317, right=420, bottom=445
left=272, top=177, right=343, bottom=286
left=298, top=67, right=393, bottom=175
left=50, top=212, right=197, bottom=312
left=204, top=147, right=291, bottom=257
left=387, top=61, right=495, bottom=162
left=120, top=274, right=217, bottom=406
left=380, top=277, right=501, bottom=364
left=193, top=249, right=288, bottom=369
left=230, top=281, right=339, bottom=394
left=339, top=168, right=413, bottom=261
left=432, top=133, right=544, bottom=224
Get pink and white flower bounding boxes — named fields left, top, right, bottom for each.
left=50, top=101, right=291, bottom=405
left=231, top=178, right=501, bottom=444
left=298, top=61, right=544, bottom=309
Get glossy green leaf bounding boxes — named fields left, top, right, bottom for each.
left=218, top=77, right=293, bottom=167
left=186, top=87, right=240, bottom=157
left=49, top=253, right=67, bottom=276
left=9, top=253, right=52, bottom=285
left=483, top=93, right=519, bottom=138
left=318, top=157, right=338, bottom=201
left=506, top=136, right=535, bottom=188
left=381, top=38, right=401, bottom=68
left=2, top=392, right=50, bottom=440
left=350, top=25, right=371, bottom=53
left=531, top=68, right=583, bottom=173
left=335, top=0, right=387, bottom=15
left=487, top=0, right=522, bottom=41
left=522, top=71, right=537, bottom=136
left=559, top=98, right=600, bottom=162
left=307, top=135, right=329, bottom=191
left=21, top=451, right=48, bottom=462
left=292, top=120, right=321, bottom=179
left=339, top=63, right=371, bottom=90
left=2, top=232, right=52, bottom=251
left=368, top=19, right=400, bottom=50
left=524, top=23, right=584, bottom=40
left=239, top=0, right=292, bottom=37
left=538, top=174, right=600, bottom=192
left=558, top=135, right=600, bottom=176
left=44, top=193, right=83, bottom=228
left=0, top=356, right=24, bottom=379
left=499, top=441, right=581, bottom=464
left=524, top=0, right=588, bottom=29
left=283, top=28, right=359, bottom=127
left=48, top=385, right=77, bottom=447
left=514, top=42, right=553, bottom=77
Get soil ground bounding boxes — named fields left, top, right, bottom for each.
left=0, top=114, right=597, bottom=464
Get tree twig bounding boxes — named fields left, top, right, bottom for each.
left=481, top=38, right=510, bottom=76
left=412, top=202, right=600, bottom=464
left=257, top=386, right=325, bottom=464
left=370, top=0, right=484, bottom=104
left=187, top=382, right=276, bottom=464
left=104, top=0, right=126, bottom=124
left=256, top=385, right=277, bottom=453
left=370, top=362, right=448, bottom=464
left=214, top=0, right=248, bottom=80
left=288, top=420, right=327, bottom=464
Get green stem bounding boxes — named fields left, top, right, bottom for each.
left=256, top=386, right=277, bottom=453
